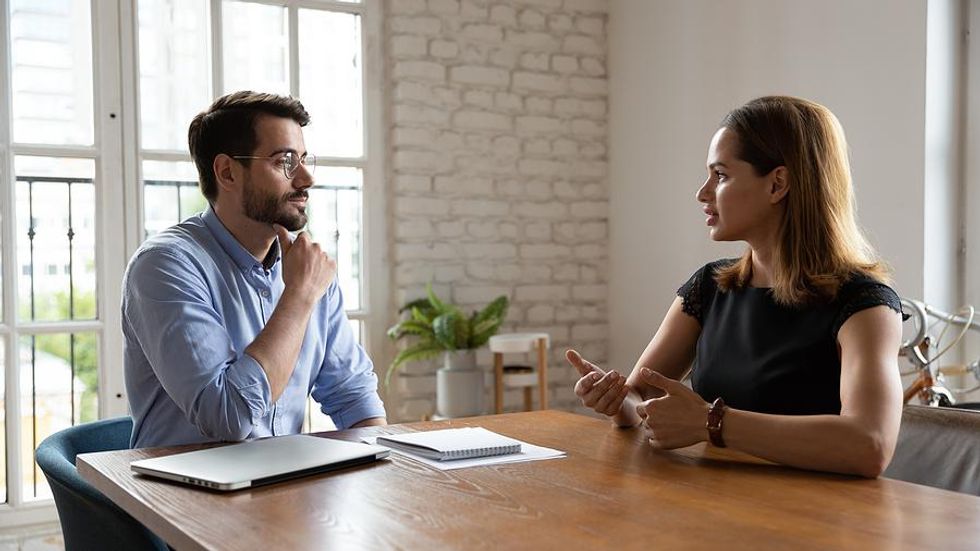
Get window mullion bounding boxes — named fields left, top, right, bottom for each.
left=0, top=0, right=26, bottom=510
left=211, top=0, right=224, bottom=97
left=289, top=5, right=300, bottom=97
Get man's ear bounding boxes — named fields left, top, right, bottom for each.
left=213, top=154, right=240, bottom=195
left=769, top=166, right=789, bottom=204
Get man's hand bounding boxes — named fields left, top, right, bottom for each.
left=635, top=368, right=709, bottom=449
left=567, top=349, right=629, bottom=417
left=276, top=225, right=336, bottom=300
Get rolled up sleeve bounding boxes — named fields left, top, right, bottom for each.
left=125, top=249, right=273, bottom=441
left=311, top=282, right=386, bottom=429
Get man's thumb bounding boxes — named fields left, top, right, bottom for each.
left=275, top=225, right=292, bottom=256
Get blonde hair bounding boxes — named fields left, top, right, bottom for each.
left=714, top=96, right=889, bottom=305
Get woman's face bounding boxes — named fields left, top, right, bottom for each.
left=696, top=127, right=782, bottom=243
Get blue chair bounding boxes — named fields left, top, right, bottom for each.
left=35, top=417, right=168, bottom=551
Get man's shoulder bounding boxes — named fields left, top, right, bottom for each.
left=126, top=215, right=223, bottom=281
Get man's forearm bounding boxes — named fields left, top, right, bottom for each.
left=352, top=417, right=387, bottom=428
left=245, top=288, right=316, bottom=400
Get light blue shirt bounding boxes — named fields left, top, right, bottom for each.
left=122, top=207, right=385, bottom=448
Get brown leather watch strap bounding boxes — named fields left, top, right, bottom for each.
left=706, top=397, right=727, bottom=448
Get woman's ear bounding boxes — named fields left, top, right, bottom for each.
left=769, top=166, right=789, bottom=204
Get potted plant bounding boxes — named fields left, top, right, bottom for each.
left=387, top=284, right=509, bottom=417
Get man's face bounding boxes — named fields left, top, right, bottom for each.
left=241, top=115, right=313, bottom=232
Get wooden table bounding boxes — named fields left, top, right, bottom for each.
left=78, top=410, right=980, bottom=550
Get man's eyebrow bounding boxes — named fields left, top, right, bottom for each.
left=708, top=162, right=728, bottom=170
left=267, top=147, right=305, bottom=156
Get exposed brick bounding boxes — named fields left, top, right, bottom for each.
left=450, top=65, right=511, bottom=87
left=563, top=0, right=609, bottom=13
left=436, top=220, right=465, bottom=237
left=454, top=285, right=511, bottom=304
left=394, top=174, right=432, bottom=193
left=490, top=5, right=517, bottom=26
left=389, top=0, right=427, bottom=15
left=396, top=196, right=450, bottom=216
left=428, top=0, right=460, bottom=14
left=395, top=243, right=457, bottom=261
left=551, top=55, right=579, bottom=74
left=548, top=13, right=573, bottom=32
left=393, top=61, right=447, bottom=82
left=391, top=35, right=428, bottom=57
left=520, top=52, right=550, bottom=71
left=520, top=244, right=571, bottom=259
left=463, top=89, right=494, bottom=109
left=461, top=23, right=504, bottom=42
left=504, top=30, right=561, bottom=51
left=575, top=15, right=605, bottom=35
left=396, top=218, right=434, bottom=239
left=512, top=71, right=564, bottom=93
left=462, top=243, right=518, bottom=259
left=390, top=16, right=442, bottom=35
left=515, top=285, right=570, bottom=302
left=451, top=198, right=510, bottom=216
left=434, top=175, right=494, bottom=195
left=573, top=284, right=607, bottom=301
left=513, top=201, right=568, bottom=218
left=570, top=201, right=607, bottom=218
left=580, top=57, right=606, bottom=76
left=524, top=138, right=551, bottom=156
left=516, top=115, right=564, bottom=134
left=526, top=96, right=553, bottom=114
left=519, top=9, right=546, bottom=29
left=569, top=76, right=608, bottom=96
left=454, top=110, right=512, bottom=131
left=430, top=39, right=460, bottom=58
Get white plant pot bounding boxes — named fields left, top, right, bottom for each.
left=437, top=350, right=484, bottom=418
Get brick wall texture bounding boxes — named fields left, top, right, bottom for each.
left=385, top=0, right=609, bottom=421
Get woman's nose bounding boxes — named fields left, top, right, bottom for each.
left=696, top=179, right=712, bottom=202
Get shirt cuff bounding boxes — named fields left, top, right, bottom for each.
left=225, top=353, right=273, bottom=424
left=331, top=395, right=387, bottom=430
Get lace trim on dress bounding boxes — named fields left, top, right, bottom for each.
left=833, top=284, right=903, bottom=335
left=677, top=268, right=704, bottom=324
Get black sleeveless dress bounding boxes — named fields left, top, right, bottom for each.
left=678, top=259, right=903, bottom=415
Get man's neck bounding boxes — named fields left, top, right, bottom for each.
left=212, top=202, right=276, bottom=261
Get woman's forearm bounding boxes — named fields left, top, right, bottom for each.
left=723, top=409, right=894, bottom=477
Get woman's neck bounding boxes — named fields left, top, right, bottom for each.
left=748, top=245, right=775, bottom=288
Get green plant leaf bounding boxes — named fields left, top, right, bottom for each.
left=398, top=298, right=432, bottom=315
left=426, top=282, right=452, bottom=314
left=468, top=295, right=509, bottom=347
left=386, top=319, right=435, bottom=341
left=385, top=342, right=444, bottom=388
left=433, top=311, right=467, bottom=349
left=411, top=306, right=434, bottom=325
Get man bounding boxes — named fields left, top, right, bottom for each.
left=122, top=91, right=386, bottom=448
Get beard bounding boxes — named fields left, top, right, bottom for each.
left=242, top=175, right=308, bottom=231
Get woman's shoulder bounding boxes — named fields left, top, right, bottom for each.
left=830, top=271, right=903, bottom=334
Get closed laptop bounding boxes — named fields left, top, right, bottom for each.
left=130, top=434, right=389, bottom=491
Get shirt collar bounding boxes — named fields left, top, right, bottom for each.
left=202, top=207, right=281, bottom=273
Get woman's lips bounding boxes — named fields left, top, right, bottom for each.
left=703, top=207, right=717, bottom=226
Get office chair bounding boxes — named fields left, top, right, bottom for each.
left=883, top=405, right=980, bottom=495
left=35, top=417, right=168, bottom=551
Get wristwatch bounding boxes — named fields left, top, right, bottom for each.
left=706, top=397, right=727, bottom=448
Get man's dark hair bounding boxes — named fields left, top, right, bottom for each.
left=188, top=91, right=311, bottom=202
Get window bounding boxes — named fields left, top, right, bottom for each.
left=1, top=0, right=381, bottom=524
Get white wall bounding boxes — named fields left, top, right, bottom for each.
left=607, top=0, right=929, bottom=371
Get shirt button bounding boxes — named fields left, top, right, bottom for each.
left=261, top=289, right=270, bottom=298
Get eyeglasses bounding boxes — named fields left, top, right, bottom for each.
left=231, top=152, right=316, bottom=179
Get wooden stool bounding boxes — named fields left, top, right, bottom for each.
left=490, top=333, right=549, bottom=413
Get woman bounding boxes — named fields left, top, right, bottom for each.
left=568, top=96, right=903, bottom=477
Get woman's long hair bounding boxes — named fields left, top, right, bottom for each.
left=713, top=96, right=889, bottom=305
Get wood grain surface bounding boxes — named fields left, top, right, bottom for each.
left=78, top=410, right=980, bottom=550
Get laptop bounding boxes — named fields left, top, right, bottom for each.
left=130, top=434, right=390, bottom=491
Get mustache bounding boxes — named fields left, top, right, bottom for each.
left=285, top=190, right=308, bottom=201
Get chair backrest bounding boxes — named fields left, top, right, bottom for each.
left=35, top=417, right=168, bottom=551
left=883, top=405, right=980, bottom=495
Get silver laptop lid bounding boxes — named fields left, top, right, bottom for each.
left=130, top=434, right=390, bottom=491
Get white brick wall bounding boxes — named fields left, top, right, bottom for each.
left=386, top=0, right=609, bottom=421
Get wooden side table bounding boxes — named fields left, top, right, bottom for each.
left=490, top=333, right=549, bottom=414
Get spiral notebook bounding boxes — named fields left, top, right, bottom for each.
left=376, top=427, right=522, bottom=461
